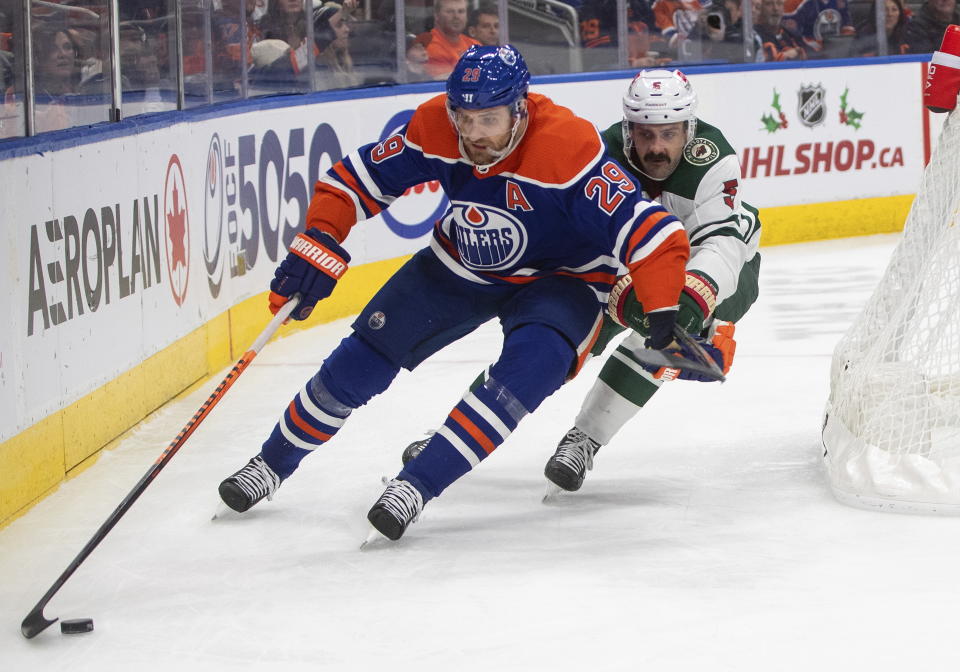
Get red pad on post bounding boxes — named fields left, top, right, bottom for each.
left=925, top=24, right=960, bottom=113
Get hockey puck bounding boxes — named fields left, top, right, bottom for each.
left=60, top=618, right=94, bottom=634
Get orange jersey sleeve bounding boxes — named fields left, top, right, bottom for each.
left=626, top=214, right=690, bottom=313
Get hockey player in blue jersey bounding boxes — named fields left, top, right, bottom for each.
left=217, top=44, right=691, bottom=541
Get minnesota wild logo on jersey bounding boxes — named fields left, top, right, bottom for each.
left=683, top=138, right=720, bottom=166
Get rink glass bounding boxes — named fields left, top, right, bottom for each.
left=0, top=0, right=915, bottom=141
left=27, top=0, right=114, bottom=134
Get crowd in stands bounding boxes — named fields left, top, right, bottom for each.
left=0, top=0, right=958, bottom=139
left=574, top=0, right=959, bottom=62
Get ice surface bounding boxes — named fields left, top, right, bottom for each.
left=3, top=235, right=959, bottom=671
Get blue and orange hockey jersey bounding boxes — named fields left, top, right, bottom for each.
left=305, top=92, right=689, bottom=313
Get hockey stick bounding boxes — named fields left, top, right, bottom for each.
left=672, top=325, right=726, bottom=382
left=21, top=296, right=301, bottom=639
left=627, top=324, right=726, bottom=383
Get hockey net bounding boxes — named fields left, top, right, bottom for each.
left=823, top=108, right=960, bottom=514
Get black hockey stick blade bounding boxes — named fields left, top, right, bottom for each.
left=21, top=605, right=57, bottom=639
left=672, top=325, right=726, bottom=382
left=627, top=326, right=726, bottom=383
left=627, top=347, right=724, bottom=381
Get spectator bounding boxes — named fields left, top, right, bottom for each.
left=0, top=5, right=14, bottom=95
left=851, top=0, right=911, bottom=56
left=20, top=25, right=84, bottom=132
left=652, top=0, right=704, bottom=53
left=404, top=32, right=432, bottom=82
left=782, top=0, right=856, bottom=57
left=35, top=26, right=82, bottom=96
left=314, top=1, right=359, bottom=89
left=689, top=0, right=764, bottom=62
left=416, top=0, right=479, bottom=79
left=579, top=0, right=663, bottom=65
left=905, top=0, right=960, bottom=53
left=467, top=4, right=500, bottom=46
left=258, top=0, right=307, bottom=50
left=67, top=20, right=109, bottom=94
left=755, top=0, right=806, bottom=60
left=119, top=23, right=162, bottom=90
left=214, top=0, right=261, bottom=71
left=180, top=4, right=208, bottom=77
left=119, top=0, right=171, bottom=21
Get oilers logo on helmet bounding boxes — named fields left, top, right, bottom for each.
left=446, top=203, right=528, bottom=271
left=498, top=46, right=517, bottom=66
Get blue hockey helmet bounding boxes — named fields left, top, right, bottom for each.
left=447, top=45, right=530, bottom=114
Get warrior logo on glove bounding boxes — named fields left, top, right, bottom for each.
left=269, top=229, right=351, bottom=321
left=289, top=235, right=348, bottom=277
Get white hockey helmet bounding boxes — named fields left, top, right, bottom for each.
left=622, top=69, right=698, bottom=161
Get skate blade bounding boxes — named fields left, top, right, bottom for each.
left=360, top=525, right=389, bottom=550
left=211, top=500, right=242, bottom=521
left=542, top=481, right=564, bottom=503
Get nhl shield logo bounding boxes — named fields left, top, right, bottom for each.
left=798, top=84, right=826, bottom=128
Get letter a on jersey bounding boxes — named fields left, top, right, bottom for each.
left=505, top=181, right=533, bottom=212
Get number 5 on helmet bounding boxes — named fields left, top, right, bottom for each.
left=268, top=228, right=351, bottom=321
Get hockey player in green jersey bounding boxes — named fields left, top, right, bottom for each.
left=542, top=68, right=762, bottom=492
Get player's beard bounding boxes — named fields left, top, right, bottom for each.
left=464, top=141, right=504, bottom=165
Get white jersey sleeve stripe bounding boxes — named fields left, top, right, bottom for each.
left=612, top=200, right=647, bottom=261
left=318, top=175, right=365, bottom=221
left=403, top=136, right=464, bottom=166
left=348, top=150, right=396, bottom=207
left=627, top=220, right=686, bottom=266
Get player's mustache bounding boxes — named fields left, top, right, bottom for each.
left=643, top=152, right=670, bottom=163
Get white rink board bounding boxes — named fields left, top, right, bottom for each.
left=541, top=60, right=927, bottom=207
left=0, top=60, right=930, bottom=442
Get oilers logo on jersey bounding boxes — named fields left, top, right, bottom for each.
left=446, top=203, right=528, bottom=271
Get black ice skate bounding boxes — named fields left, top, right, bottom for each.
left=544, top=427, right=601, bottom=492
left=400, top=430, right=436, bottom=465
left=218, top=455, right=283, bottom=513
left=367, top=479, right=424, bottom=540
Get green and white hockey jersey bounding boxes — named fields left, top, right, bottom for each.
left=567, top=120, right=762, bottom=447
left=601, top=119, right=760, bottom=321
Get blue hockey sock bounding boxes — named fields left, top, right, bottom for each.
left=260, top=333, right=399, bottom=479
left=399, top=374, right=527, bottom=500
left=260, top=373, right=352, bottom=479
left=400, top=324, right=574, bottom=499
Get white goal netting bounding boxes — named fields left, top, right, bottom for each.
left=823, top=109, right=960, bottom=514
